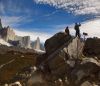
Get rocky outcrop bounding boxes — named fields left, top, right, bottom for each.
left=40, top=57, right=100, bottom=86
left=83, top=38, right=100, bottom=59
left=33, top=37, right=41, bottom=50
left=64, top=37, right=84, bottom=59
left=36, top=32, right=72, bottom=69
left=69, top=58, right=100, bottom=86
left=31, top=37, right=45, bottom=51
left=15, top=35, right=100, bottom=86
left=44, top=32, right=72, bottom=55
left=28, top=57, right=100, bottom=86
left=36, top=35, right=100, bottom=86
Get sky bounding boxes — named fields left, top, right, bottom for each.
left=0, top=0, right=100, bottom=42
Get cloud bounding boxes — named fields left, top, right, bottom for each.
left=34, top=0, right=100, bottom=15
left=43, top=10, right=59, bottom=17
left=80, top=19, right=100, bottom=38
left=0, top=16, right=22, bottom=27
left=0, top=16, right=32, bottom=27
left=0, top=0, right=31, bottom=15
left=68, top=19, right=100, bottom=38
left=0, top=2, right=5, bottom=14
left=14, top=29, right=52, bottom=43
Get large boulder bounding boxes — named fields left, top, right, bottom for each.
left=44, top=32, right=72, bottom=55
left=36, top=57, right=100, bottom=86
left=37, top=32, right=72, bottom=68
left=80, top=81, right=93, bottom=86
left=64, top=37, right=84, bottom=59
left=70, top=58, right=100, bottom=86
left=83, top=38, right=100, bottom=59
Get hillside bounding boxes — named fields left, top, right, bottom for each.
left=0, top=45, right=39, bottom=84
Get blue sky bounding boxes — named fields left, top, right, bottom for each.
left=0, top=0, right=100, bottom=42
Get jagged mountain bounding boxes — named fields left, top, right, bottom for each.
left=31, top=37, right=45, bottom=51
left=0, top=19, right=31, bottom=49
left=34, top=37, right=41, bottom=50
left=0, top=19, right=3, bottom=29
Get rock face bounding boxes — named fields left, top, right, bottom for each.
left=31, top=37, right=45, bottom=51
left=83, top=38, right=100, bottom=59
left=42, top=56, right=100, bottom=86
left=0, top=19, right=31, bottom=49
left=33, top=37, right=41, bottom=50
left=64, top=37, right=84, bottom=59
left=44, top=32, right=72, bottom=55
left=36, top=33, right=100, bottom=86
left=70, top=58, right=100, bottom=86
left=0, top=26, right=16, bottom=41
left=12, top=35, right=31, bottom=49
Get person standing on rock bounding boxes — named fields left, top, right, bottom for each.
left=74, top=23, right=81, bottom=38
left=65, top=26, right=70, bottom=36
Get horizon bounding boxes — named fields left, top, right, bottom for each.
left=0, top=0, right=100, bottom=43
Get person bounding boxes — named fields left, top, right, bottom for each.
left=65, top=26, right=70, bottom=36
left=74, top=23, right=81, bottom=38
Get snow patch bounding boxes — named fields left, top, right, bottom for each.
left=34, top=49, right=45, bottom=54
left=0, top=38, right=11, bottom=46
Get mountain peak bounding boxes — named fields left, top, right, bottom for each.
left=0, top=19, right=3, bottom=29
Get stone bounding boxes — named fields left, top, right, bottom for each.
left=70, top=58, right=100, bottom=85
left=83, top=38, right=100, bottom=59
left=4, top=84, right=9, bottom=86
left=33, top=37, right=41, bottom=50
left=81, top=81, right=92, bottom=86
left=44, top=32, right=72, bottom=55
left=64, top=37, right=84, bottom=59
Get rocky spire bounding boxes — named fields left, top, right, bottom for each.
left=34, top=37, right=41, bottom=50
left=0, top=19, right=3, bottom=29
